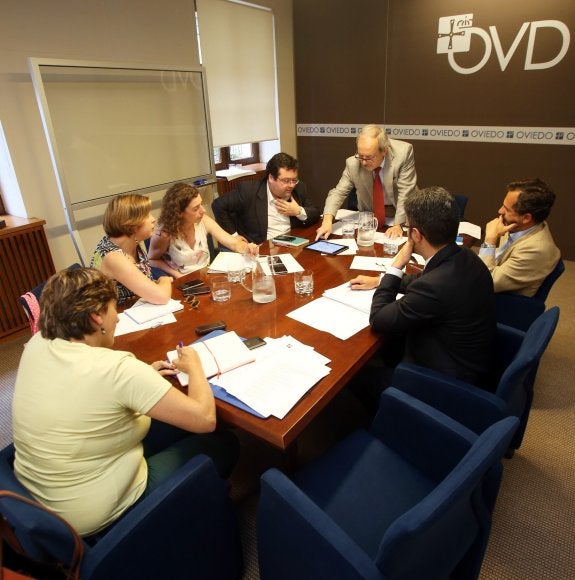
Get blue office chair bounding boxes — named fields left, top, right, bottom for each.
left=257, top=388, right=518, bottom=580
left=495, top=258, right=564, bottom=331
left=454, top=193, right=468, bottom=219
left=0, top=444, right=243, bottom=579
left=392, top=306, right=560, bottom=456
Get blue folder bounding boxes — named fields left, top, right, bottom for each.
left=193, top=330, right=266, bottom=419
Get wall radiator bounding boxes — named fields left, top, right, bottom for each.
left=0, top=218, right=55, bottom=339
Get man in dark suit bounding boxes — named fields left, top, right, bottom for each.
left=367, top=186, right=496, bottom=389
left=212, top=152, right=320, bottom=244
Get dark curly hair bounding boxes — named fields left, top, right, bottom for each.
left=39, top=268, right=118, bottom=340
left=157, top=182, right=200, bottom=238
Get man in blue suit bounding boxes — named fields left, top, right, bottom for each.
left=212, top=152, right=320, bottom=244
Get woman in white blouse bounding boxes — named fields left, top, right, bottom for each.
left=148, top=182, right=259, bottom=278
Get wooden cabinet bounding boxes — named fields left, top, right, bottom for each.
left=216, top=163, right=266, bottom=195
left=0, top=216, right=55, bottom=338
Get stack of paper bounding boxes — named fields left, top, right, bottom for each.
left=211, top=336, right=331, bottom=419
left=288, top=282, right=374, bottom=340
left=115, top=298, right=183, bottom=336
left=458, top=221, right=481, bottom=238
left=124, top=298, right=183, bottom=324
left=215, top=168, right=256, bottom=180
left=167, top=331, right=255, bottom=381
left=208, top=252, right=256, bottom=274
left=322, top=281, right=376, bottom=314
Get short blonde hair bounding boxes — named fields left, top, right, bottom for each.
left=40, top=268, right=118, bottom=340
left=103, top=194, right=151, bottom=237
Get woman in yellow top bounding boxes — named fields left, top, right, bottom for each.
left=12, top=267, right=238, bottom=536
left=148, top=182, right=259, bottom=278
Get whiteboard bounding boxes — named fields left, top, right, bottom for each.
left=29, top=59, right=215, bottom=210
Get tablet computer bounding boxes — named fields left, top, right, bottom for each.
left=304, top=240, right=347, bottom=255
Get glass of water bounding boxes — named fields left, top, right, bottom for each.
left=294, top=269, right=314, bottom=295
left=211, top=275, right=231, bottom=302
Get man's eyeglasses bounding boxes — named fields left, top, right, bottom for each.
left=354, top=154, right=377, bottom=162
left=276, top=177, right=299, bottom=186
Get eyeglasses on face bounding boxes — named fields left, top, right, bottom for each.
left=275, top=177, right=299, bottom=186
left=354, top=154, right=377, bottom=162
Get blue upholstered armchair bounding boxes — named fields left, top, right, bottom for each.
left=495, top=258, right=564, bottom=331
left=257, top=388, right=518, bottom=580
left=0, top=444, right=243, bottom=579
left=392, top=307, right=559, bottom=455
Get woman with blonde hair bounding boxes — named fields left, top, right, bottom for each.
left=91, top=194, right=172, bottom=304
left=12, top=267, right=238, bottom=536
left=148, top=182, right=258, bottom=278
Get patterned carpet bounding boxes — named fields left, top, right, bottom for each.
left=1, top=261, right=574, bottom=579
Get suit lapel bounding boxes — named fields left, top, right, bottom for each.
left=382, top=146, right=395, bottom=206
left=255, top=180, right=269, bottom=239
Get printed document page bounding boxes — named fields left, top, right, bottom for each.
left=288, top=296, right=370, bottom=340
left=123, top=298, right=183, bottom=324
left=168, top=331, right=255, bottom=382
left=211, top=336, right=331, bottom=419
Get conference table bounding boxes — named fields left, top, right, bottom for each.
left=114, top=225, right=417, bottom=453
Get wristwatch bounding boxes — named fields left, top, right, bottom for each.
left=480, top=242, right=496, bottom=249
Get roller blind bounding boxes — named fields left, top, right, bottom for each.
left=196, top=0, right=278, bottom=147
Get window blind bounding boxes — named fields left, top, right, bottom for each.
left=196, top=0, right=278, bottom=147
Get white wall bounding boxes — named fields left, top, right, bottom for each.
left=0, top=0, right=295, bottom=269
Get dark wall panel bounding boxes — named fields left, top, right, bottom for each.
left=294, top=0, right=575, bottom=258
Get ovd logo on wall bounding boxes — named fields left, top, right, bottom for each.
left=437, top=13, right=570, bottom=74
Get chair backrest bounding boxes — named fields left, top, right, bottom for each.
left=377, top=416, right=518, bottom=579
left=496, top=306, right=559, bottom=407
left=19, top=264, right=82, bottom=334
left=533, top=257, right=564, bottom=301
left=0, top=444, right=83, bottom=567
left=454, top=194, right=468, bottom=219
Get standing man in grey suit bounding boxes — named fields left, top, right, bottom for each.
left=315, top=124, right=418, bottom=240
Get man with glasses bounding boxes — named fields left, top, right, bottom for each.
left=348, top=187, right=496, bottom=410
left=316, top=125, right=418, bottom=240
left=213, top=152, right=320, bottom=243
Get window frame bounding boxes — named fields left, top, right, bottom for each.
left=214, top=143, right=260, bottom=171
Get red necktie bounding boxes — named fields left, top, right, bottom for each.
left=373, top=169, right=385, bottom=227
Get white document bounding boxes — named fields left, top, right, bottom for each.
left=326, top=238, right=358, bottom=255
left=215, top=168, right=256, bottom=180
left=211, top=336, right=331, bottom=419
left=322, top=281, right=376, bottom=314
left=208, top=252, right=255, bottom=274
left=114, top=312, right=177, bottom=336
left=375, top=235, right=408, bottom=247
left=458, top=221, right=481, bottom=238
left=123, top=299, right=183, bottom=324
left=288, top=296, right=370, bottom=340
left=335, top=209, right=359, bottom=221
left=260, top=254, right=304, bottom=275
left=167, top=331, right=255, bottom=382
left=350, top=256, right=395, bottom=273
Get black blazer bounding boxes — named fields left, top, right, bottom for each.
left=370, top=244, right=496, bottom=388
left=212, top=179, right=320, bottom=244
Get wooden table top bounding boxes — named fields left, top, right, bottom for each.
left=114, top=225, right=455, bottom=451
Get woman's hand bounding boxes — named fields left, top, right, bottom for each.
left=151, top=360, right=178, bottom=376
left=173, top=345, right=205, bottom=376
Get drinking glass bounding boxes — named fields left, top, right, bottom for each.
left=294, top=270, right=314, bottom=295
left=211, top=276, right=231, bottom=302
